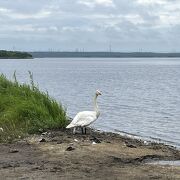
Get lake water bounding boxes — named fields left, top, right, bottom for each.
left=0, top=58, right=180, bottom=148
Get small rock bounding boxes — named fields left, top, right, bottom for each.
left=39, top=138, right=46, bottom=142
left=125, top=141, right=137, bottom=148
left=50, top=166, right=62, bottom=172
left=0, top=127, right=3, bottom=132
left=126, top=144, right=137, bottom=148
left=50, top=168, right=56, bottom=172
left=74, top=139, right=78, bottom=142
left=51, top=138, right=58, bottom=142
left=31, top=166, right=44, bottom=171
left=41, top=132, right=48, bottom=135
left=66, top=146, right=75, bottom=151
left=92, top=142, right=97, bottom=145
left=90, top=136, right=101, bottom=143
left=2, top=164, right=13, bottom=168
left=57, top=140, right=63, bottom=144
left=9, top=149, right=19, bottom=153
left=19, top=177, right=29, bottom=180
left=144, top=141, right=149, bottom=145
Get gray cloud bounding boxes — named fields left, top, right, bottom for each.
left=0, top=0, right=180, bottom=51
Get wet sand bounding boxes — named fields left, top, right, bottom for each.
left=0, top=128, right=180, bottom=180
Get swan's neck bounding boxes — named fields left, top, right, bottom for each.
left=94, top=94, right=100, bottom=117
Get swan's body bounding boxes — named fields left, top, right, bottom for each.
left=67, top=111, right=99, bottom=128
left=66, top=90, right=101, bottom=134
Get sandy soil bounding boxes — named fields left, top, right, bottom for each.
left=0, top=128, right=180, bottom=180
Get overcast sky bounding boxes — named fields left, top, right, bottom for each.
left=0, top=0, right=180, bottom=52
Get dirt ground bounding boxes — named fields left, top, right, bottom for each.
left=0, top=128, right=180, bottom=180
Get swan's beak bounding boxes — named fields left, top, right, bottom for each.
left=96, top=90, right=102, bottom=95
left=98, top=91, right=102, bottom=95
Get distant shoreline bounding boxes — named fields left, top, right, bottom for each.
left=29, top=51, right=180, bottom=58
left=0, top=50, right=32, bottom=59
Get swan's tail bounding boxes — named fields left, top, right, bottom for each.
left=66, top=123, right=75, bottom=129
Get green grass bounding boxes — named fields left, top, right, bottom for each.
left=0, top=72, right=67, bottom=142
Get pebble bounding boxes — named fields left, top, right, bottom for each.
left=124, top=141, right=137, bottom=148
left=90, top=136, right=101, bottom=143
left=41, top=132, right=48, bottom=135
left=144, top=141, right=149, bottom=145
left=126, top=144, right=137, bottom=148
left=39, top=138, right=46, bottom=142
left=66, top=146, right=75, bottom=151
left=9, top=149, right=19, bottom=153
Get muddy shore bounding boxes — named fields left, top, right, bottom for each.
left=0, top=128, right=180, bottom=180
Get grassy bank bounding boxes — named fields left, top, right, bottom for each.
left=0, top=72, right=67, bottom=142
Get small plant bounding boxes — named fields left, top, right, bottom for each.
left=13, top=71, right=18, bottom=84
left=28, top=71, right=35, bottom=90
left=0, top=72, right=68, bottom=142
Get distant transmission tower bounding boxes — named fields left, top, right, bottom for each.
left=109, top=44, right=112, bottom=52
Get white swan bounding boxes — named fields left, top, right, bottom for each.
left=66, top=90, right=102, bottom=134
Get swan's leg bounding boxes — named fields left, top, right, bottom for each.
left=81, top=127, right=84, bottom=134
left=85, top=127, right=87, bottom=134
left=73, top=127, right=76, bottom=134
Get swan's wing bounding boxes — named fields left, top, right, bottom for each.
left=67, top=111, right=97, bottom=128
